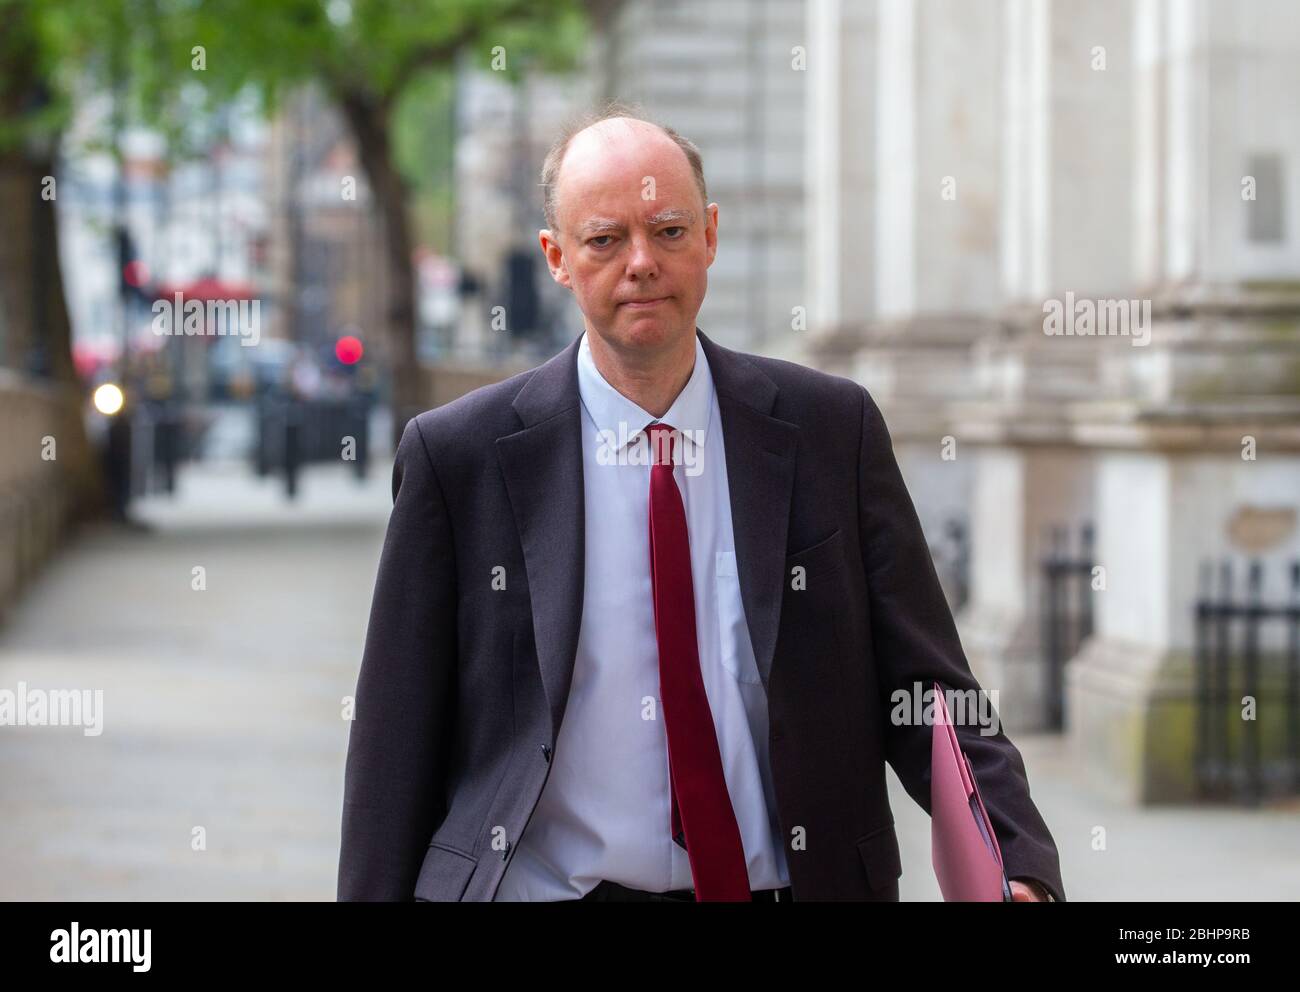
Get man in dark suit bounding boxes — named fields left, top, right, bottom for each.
left=337, top=107, right=1064, bottom=903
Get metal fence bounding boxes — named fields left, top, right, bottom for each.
left=1194, top=559, right=1300, bottom=805
left=1039, top=523, right=1096, bottom=731
left=254, top=395, right=372, bottom=498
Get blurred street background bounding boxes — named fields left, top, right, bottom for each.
left=2, top=0, right=1299, bottom=900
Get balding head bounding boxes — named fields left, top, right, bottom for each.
left=539, top=104, right=708, bottom=233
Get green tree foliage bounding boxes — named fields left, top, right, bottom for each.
left=3, top=0, right=589, bottom=441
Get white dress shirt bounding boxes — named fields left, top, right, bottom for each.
left=493, top=330, right=790, bottom=900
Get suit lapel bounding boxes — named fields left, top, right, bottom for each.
left=698, top=330, right=799, bottom=687
left=496, top=335, right=586, bottom=740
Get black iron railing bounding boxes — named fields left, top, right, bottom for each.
left=254, top=395, right=371, bottom=498
left=1194, top=559, right=1300, bottom=805
left=1039, top=523, right=1096, bottom=731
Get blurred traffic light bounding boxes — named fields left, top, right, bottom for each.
left=115, top=226, right=153, bottom=307
left=335, top=335, right=364, bottom=365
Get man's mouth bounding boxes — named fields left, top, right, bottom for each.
left=620, top=296, right=670, bottom=309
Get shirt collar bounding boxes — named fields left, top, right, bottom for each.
left=577, top=330, right=713, bottom=454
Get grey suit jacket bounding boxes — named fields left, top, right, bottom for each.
left=337, top=327, right=1065, bottom=902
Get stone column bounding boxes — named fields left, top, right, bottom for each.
left=1067, top=0, right=1300, bottom=802
left=816, top=0, right=1004, bottom=561
left=956, top=0, right=1135, bottom=730
left=952, top=325, right=1100, bottom=731
left=803, top=0, right=877, bottom=366
left=875, top=0, right=1002, bottom=319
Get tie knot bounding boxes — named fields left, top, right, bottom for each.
left=645, top=422, right=679, bottom=466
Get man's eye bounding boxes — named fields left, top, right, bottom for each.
left=589, top=236, right=614, bottom=248
left=661, top=227, right=685, bottom=239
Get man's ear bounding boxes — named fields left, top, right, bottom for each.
left=704, top=202, right=719, bottom=267
left=539, top=229, right=571, bottom=289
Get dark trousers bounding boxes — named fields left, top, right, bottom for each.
left=579, top=880, right=793, bottom=902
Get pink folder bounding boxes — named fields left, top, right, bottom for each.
left=930, top=680, right=1012, bottom=901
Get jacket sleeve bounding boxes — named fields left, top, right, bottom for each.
left=337, top=416, right=459, bottom=900
left=854, top=385, right=1066, bottom=902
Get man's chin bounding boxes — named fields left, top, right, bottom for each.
left=614, top=309, right=689, bottom=342
left=623, top=327, right=686, bottom=354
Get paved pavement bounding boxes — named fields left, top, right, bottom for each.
left=0, top=460, right=392, bottom=900
left=1, top=456, right=1297, bottom=900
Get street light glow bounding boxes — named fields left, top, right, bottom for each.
left=93, top=383, right=125, bottom=416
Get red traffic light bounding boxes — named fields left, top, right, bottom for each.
left=335, top=335, right=364, bottom=365
left=122, top=260, right=150, bottom=288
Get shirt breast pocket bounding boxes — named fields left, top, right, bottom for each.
left=715, top=550, right=762, bottom=684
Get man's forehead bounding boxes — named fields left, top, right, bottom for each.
left=556, top=120, right=700, bottom=224
left=576, top=207, right=697, bottom=235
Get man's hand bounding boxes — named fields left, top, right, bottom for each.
left=1009, top=878, right=1051, bottom=902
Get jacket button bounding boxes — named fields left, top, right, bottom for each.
left=540, top=743, right=552, bottom=763
left=501, top=840, right=512, bottom=861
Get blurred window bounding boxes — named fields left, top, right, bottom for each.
left=1247, top=153, right=1285, bottom=243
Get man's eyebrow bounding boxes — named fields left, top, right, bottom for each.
left=645, top=208, right=695, bottom=226
left=575, top=209, right=696, bottom=238
left=576, top=217, right=622, bottom=237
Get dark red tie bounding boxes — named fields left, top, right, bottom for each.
left=645, top=422, right=751, bottom=901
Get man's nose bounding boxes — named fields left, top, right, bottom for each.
left=625, top=233, right=659, bottom=278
